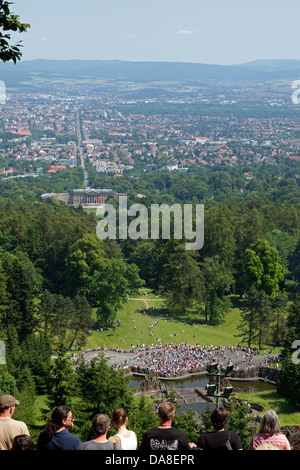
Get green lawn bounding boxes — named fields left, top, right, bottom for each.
left=86, top=292, right=255, bottom=350
left=235, top=390, right=300, bottom=427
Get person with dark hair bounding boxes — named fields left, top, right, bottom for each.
left=11, top=434, right=35, bottom=450
left=249, top=410, right=290, bottom=450
left=37, top=405, right=81, bottom=451
left=0, top=395, right=30, bottom=450
left=78, top=414, right=121, bottom=450
left=108, top=408, right=137, bottom=450
left=140, top=402, right=195, bottom=451
left=196, top=407, right=243, bottom=451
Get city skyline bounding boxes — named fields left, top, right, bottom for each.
left=11, top=0, right=300, bottom=65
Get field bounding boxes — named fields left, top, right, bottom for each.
left=235, top=391, right=300, bottom=427
left=85, top=291, right=242, bottom=350
left=85, top=289, right=280, bottom=353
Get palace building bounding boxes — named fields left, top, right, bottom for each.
left=41, top=188, right=125, bottom=206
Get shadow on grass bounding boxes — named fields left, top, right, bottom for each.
left=139, top=306, right=209, bottom=326
left=255, top=390, right=298, bottom=415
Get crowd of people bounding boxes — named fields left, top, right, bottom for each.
left=124, top=342, right=279, bottom=377
left=0, top=394, right=299, bottom=451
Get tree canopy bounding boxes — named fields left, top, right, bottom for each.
left=0, top=1, right=30, bottom=63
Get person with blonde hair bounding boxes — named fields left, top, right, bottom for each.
left=250, top=410, right=290, bottom=450
left=108, top=408, right=137, bottom=450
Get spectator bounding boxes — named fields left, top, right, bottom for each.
left=139, top=402, right=195, bottom=451
left=108, top=408, right=137, bottom=450
left=37, top=405, right=81, bottom=451
left=196, top=407, right=243, bottom=450
left=11, top=434, right=35, bottom=450
left=249, top=410, right=290, bottom=450
left=78, top=414, right=121, bottom=450
left=290, top=431, right=300, bottom=450
left=0, top=395, right=30, bottom=450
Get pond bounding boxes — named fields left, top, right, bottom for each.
left=129, top=374, right=276, bottom=415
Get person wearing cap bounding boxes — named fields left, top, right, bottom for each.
left=0, top=395, right=30, bottom=450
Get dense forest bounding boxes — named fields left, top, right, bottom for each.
left=0, top=160, right=299, bottom=440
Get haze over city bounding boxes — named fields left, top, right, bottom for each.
left=11, top=0, right=300, bottom=65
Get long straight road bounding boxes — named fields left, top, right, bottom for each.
left=75, top=108, right=90, bottom=189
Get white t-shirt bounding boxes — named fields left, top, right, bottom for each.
left=116, top=431, right=137, bottom=450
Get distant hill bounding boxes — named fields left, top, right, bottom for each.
left=1, top=59, right=300, bottom=87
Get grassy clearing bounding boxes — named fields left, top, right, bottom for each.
left=85, top=291, right=269, bottom=351
left=235, top=390, right=300, bottom=426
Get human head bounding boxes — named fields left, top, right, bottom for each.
left=92, top=414, right=110, bottom=437
left=112, top=408, right=127, bottom=429
left=51, top=405, right=74, bottom=430
left=259, top=410, right=280, bottom=436
left=11, top=434, right=35, bottom=451
left=158, top=402, right=175, bottom=423
left=289, top=432, right=300, bottom=450
left=210, top=407, right=229, bottom=431
left=0, top=395, right=19, bottom=416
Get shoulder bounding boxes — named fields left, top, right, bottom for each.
left=10, top=419, right=29, bottom=433
left=77, top=440, right=94, bottom=450
left=62, top=430, right=81, bottom=444
left=143, top=427, right=159, bottom=436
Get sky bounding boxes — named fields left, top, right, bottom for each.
left=10, top=0, right=300, bottom=65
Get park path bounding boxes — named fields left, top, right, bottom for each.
left=127, top=297, right=162, bottom=309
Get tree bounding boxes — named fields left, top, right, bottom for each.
left=161, top=244, right=203, bottom=315
left=127, top=396, right=158, bottom=444
left=0, top=1, right=30, bottom=63
left=64, top=233, right=105, bottom=298
left=236, top=286, right=261, bottom=348
left=37, top=292, right=93, bottom=350
left=89, top=258, right=144, bottom=325
left=277, top=294, right=300, bottom=409
left=67, top=295, right=93, bottom=350
left=75, top=355, right=133, bottom=414
left=244, top=239, right=284, bottom=299
left=203, top=205, right=236, bottom=270
left=37, top=289, right=56, bottom=338
left=0, top=251, right=37, bottom=338
left=255, top=290, right=273, bottom=349
left=0, top=259, right=8, bottom=321
left=200, top=257, right=233, bottom=324
left=0, top=369, right=18, bottom=396
left=272, top=293, right=288, bottom=346
left=48, top=344, right=74, bottom=408
left=226, top=399, right=255, bottom=450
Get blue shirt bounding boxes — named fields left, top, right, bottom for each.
left=41, top=429, right=81, bottom=451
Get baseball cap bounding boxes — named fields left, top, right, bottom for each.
left=0, top=395, right=20, bottom=407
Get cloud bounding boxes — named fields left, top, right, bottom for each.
left=177, top=30, right=195, bottom=35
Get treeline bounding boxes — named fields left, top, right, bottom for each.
left=88, top=161, right=300, bottom=205
left=0, top=167, right=84, bottom=202
left=119, top=199, right=299, bottom=341
left=0, top=199, right=143, bottom=335
left=0, top=197, right=298, bottom=347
